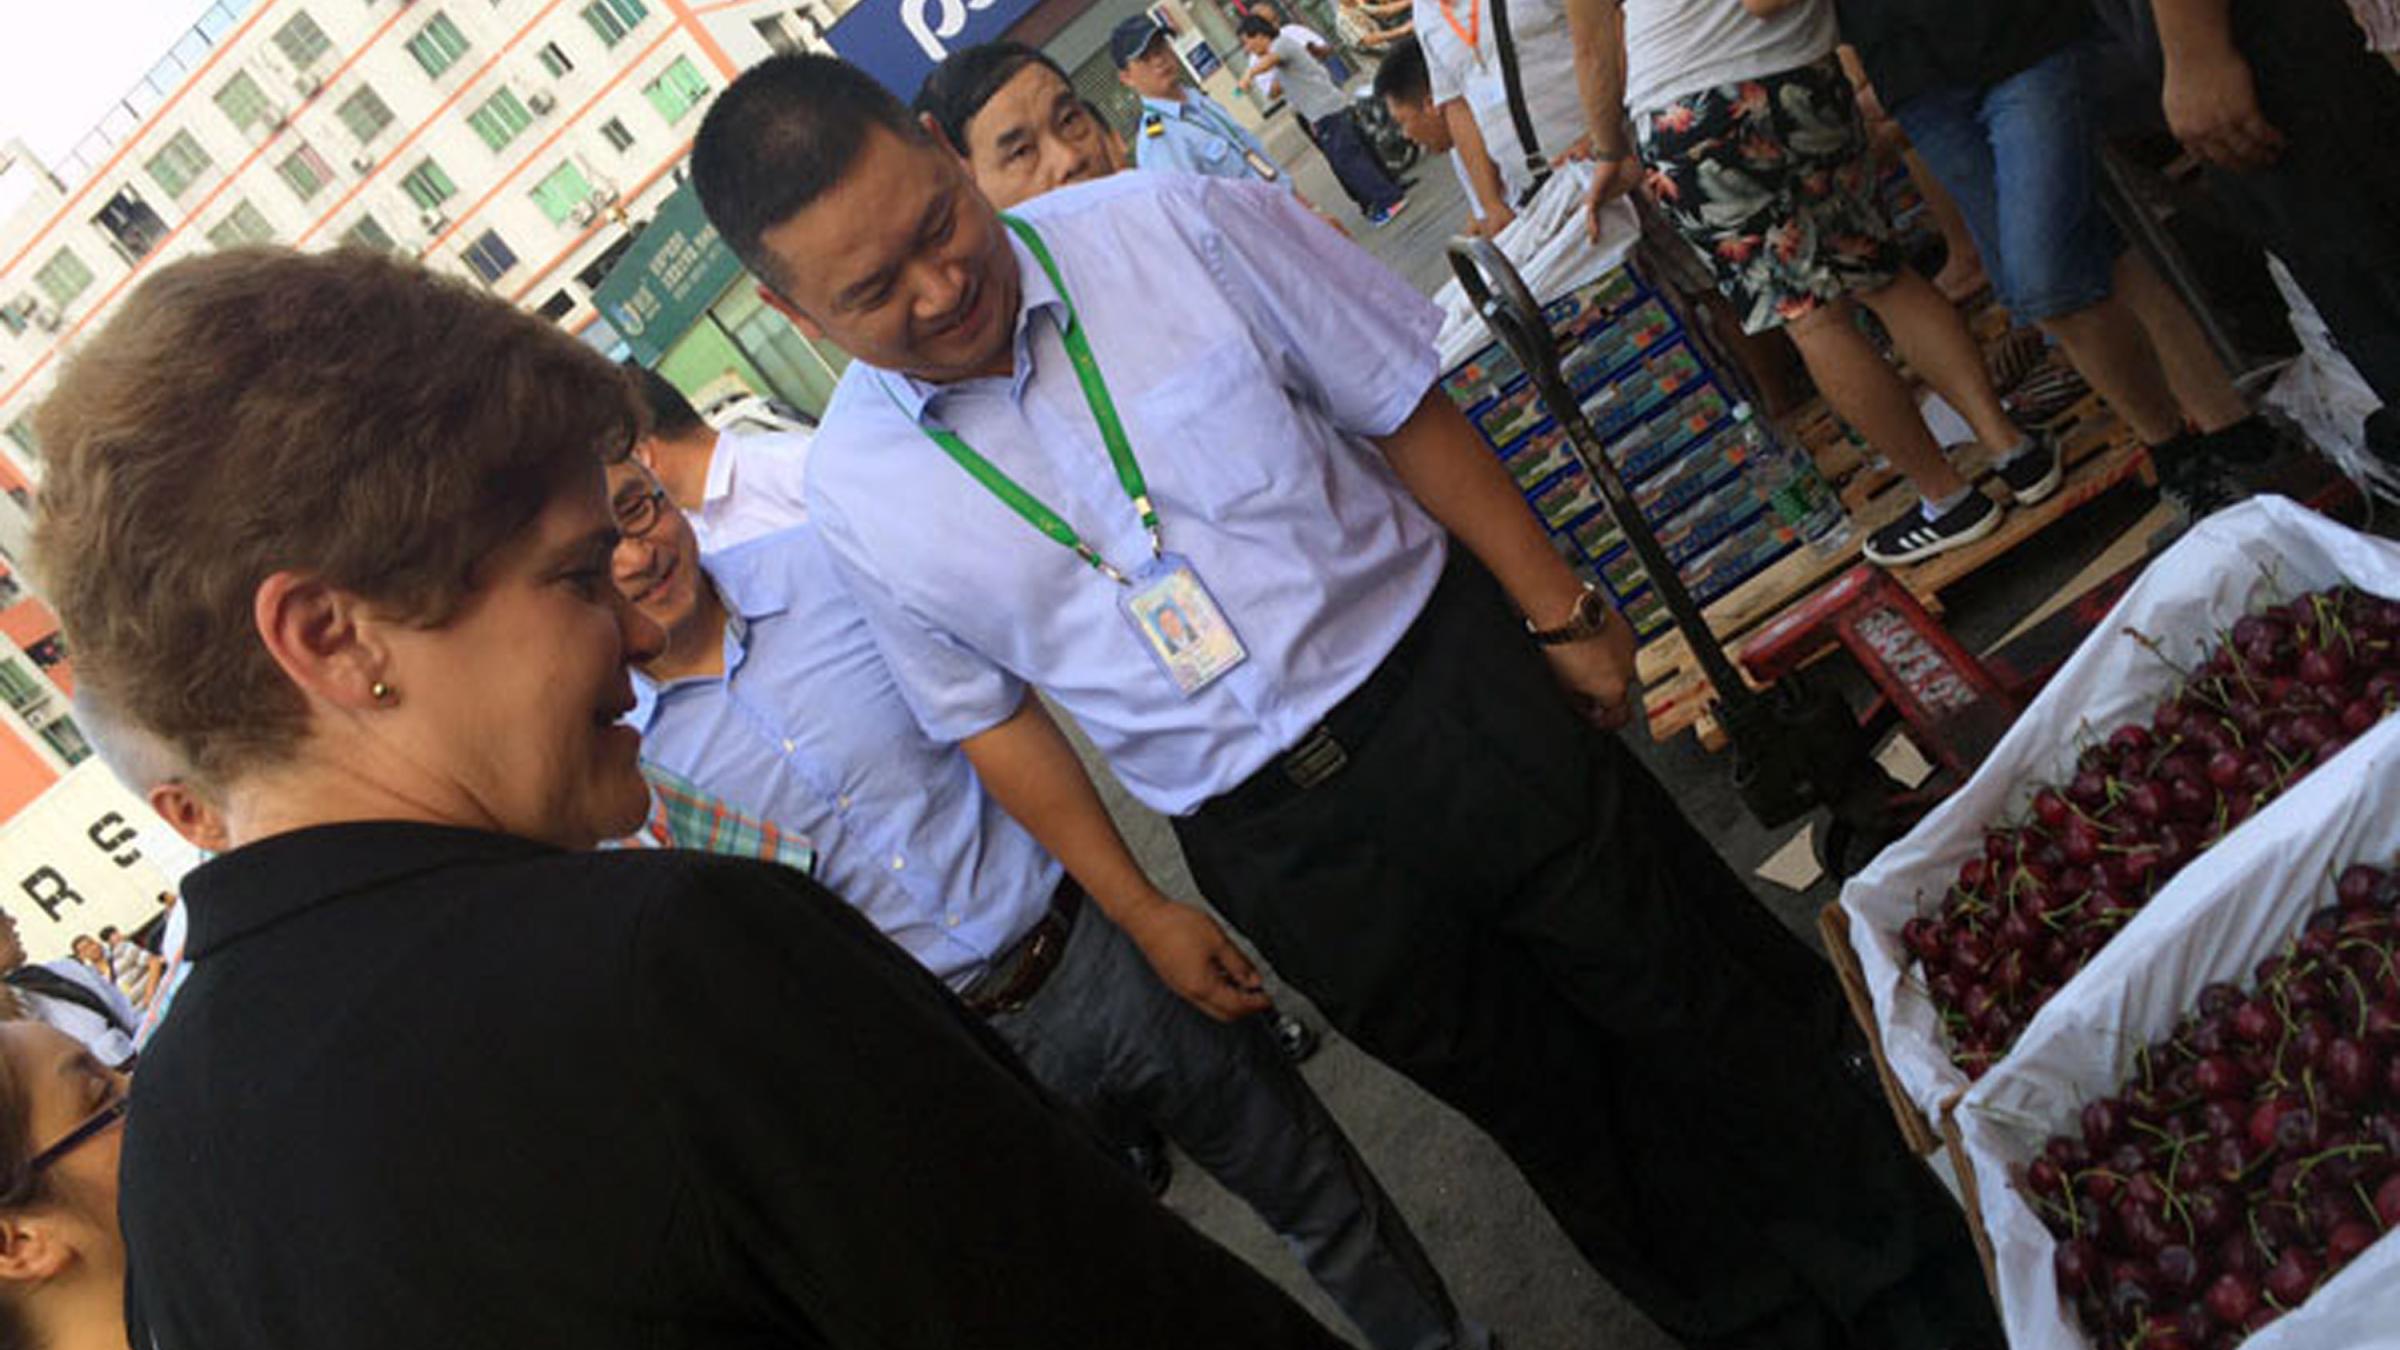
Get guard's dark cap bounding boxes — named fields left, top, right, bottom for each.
left=1110, top=16, right=1172, bottom=68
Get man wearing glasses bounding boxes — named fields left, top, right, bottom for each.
left=604, top=463, right=1488, bottom=1350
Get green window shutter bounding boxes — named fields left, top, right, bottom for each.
left=403, top=160, right=459, bottom=212
left=274, top=12, right=333, bottom=68
left=338, top=86, right=395, bottom=143
left=469, top=89, right=533, bottom=151
left=643, top=57, right=709, bottom=124
left=35, top=250, right=95, bottom=308
left=215, top=72, right=274, bottom=132
left=344, top=215, right=398, bottom=252
left=408, top=13, right=471, bottom=77
left=531, top=161, right=595, bottom=224
left=146, top=131, right=213, bottom=199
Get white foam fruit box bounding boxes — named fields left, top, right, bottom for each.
left=1953, top=708, right=2400, bottom=1349
left=1839, top=497, right=2400, bottom=1130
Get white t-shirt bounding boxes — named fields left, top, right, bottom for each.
left=689, top=426, right=814, bottom=553
left=1269, top=29, right=1348, bottom=121
left=1620, top=0, right=1838, bottom=115
left=1412, top=0, right=1583, bottom=198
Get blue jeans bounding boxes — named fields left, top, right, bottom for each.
left=1893, top=41, right=2123, bottom=322
left=986, top=899, right=1489, bottom=1350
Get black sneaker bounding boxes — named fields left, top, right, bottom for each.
left=2190, top=414, right=2278, bottom=468
left=1863, top=491, right=2002, bottom=567
left=1991, top=436, right=2062, bottom=506
left=2151, top=439, right=2242, bottom=525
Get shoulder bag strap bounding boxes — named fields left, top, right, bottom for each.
left=1486, top=0, right=1550, bottom=202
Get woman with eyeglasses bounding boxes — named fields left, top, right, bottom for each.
left=0, top=1021, right=130, bottom=1350
left=27, top=247, right=1342, bottom=1350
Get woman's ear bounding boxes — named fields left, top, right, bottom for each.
left=0, top=1212, right=72, bottom=1285
left=252, top=572, right=390, bottom=714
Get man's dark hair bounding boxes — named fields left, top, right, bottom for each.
left=915, top=42, right=1076, bottom=156
left=1372, top=37, right=1431, bottom=105
left=1236, top=14, right=1279, bottom=40
left=691, top=54, right=924, bottom=294
left=100, top=927, right=122, bottom=943
left=624, top=362, right=705, bottom=438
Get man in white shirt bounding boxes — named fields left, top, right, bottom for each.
left=0, top=911, right=141, bottom=1069
left=1407, top=0, right=1589, bottom=230
left=1238, top=15, right=1409, bottom=224
left=623, top=365, right=814, bottom=553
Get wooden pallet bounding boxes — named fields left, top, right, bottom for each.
left=1636, top=385, right=2154, bottom=746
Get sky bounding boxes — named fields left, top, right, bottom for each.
left=0, top=0, right=221, bottom=166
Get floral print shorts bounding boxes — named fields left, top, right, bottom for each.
left=1635, top=54, right=1903, bottom=334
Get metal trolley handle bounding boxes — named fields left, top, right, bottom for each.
left=1445, top=236, right=1755, bottom=711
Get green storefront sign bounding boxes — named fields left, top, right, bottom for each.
left=592, top=180, right=746, bottom=366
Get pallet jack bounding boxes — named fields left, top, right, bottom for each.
left=1451, top=239, right=2027, bottom=876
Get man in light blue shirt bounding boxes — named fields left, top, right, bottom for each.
left=610, top=464, right=1486, bottom=1350
left=1113, top=16, right=1299, bottom=193
left=691, top=55, right=1998, bottom=1349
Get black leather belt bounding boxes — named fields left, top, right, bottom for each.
left=1199, top=590, right=1436, bottom=820
left=961, top=880, right=1083, bottom=1017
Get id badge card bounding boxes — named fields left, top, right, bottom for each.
left=1121, top=554, right=1247, bottom=697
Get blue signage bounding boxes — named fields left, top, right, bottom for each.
left=827, top=0, right=1048, bottom=100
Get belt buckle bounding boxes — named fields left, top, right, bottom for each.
left=1282, top=723, right=1349, bottom=791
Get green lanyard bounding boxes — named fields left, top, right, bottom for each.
left=901, top=215, right=1159, bottom=586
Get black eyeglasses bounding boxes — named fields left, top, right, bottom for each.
left=26, top=1093, right=129, bottom=1177
left=613, top=483, right=670, bottom=540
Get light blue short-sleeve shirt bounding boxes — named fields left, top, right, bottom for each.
left=629, top=525, right=1060, bottom=988
left=1133, top=91, right=1294, bottom=192
left=804, top=172, right=1447, bottom=816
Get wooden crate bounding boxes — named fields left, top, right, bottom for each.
left=1941, top=1102, right=2005, bottom=1306
left=1635, top=386, right=2154, bottom=746
left=1816, top=902, right=1942, bottom=1156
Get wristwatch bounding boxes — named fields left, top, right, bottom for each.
left=1526, top=585, right=1616, bottom=646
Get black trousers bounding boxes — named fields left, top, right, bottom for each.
left=2214, top=0, right=2400, bottom=424
left=1172, top=551, right=1994, bottom=1349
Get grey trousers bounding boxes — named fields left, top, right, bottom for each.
left=986, top=901, right=1489, bottom=1350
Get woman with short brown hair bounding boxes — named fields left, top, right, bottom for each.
left=31, top=247, right=1339, bottom=1350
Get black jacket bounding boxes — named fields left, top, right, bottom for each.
left=1837, top=0, right=2096, bottom=111
left=123, top=822, right=1343, bottom=1349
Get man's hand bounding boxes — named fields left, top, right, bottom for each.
left=2162, top=45, right=2284, bottom=170
left=1583, top=153, right=1645, bottom=240
left=1473, top=201, right=1518, bottom=237
left=1540, top=608, right=1641, bottom=730
left=1119, top=900, right=1272, bottom=1021
left=1549, top=134, right=1595, bottom=166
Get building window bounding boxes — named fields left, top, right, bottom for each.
left=753, top=15, right=813, bottom=55
left=462, top=230, right=518, bottom=284
left=337, top=85, right=397, bottom=143
left=0, top=660, right=45, bottom=718
left=643, top=57, right=710, bottom=125
left=3, top=416, right=37, bottom=458
left=0, top=298, right=28, bottom=336
left=537, top=41, right=575, bottom=77
left=277, top=144, right=335, bottom=202
left=402, top=159, right=459, bottom=212
left=145, top=130, right=214, bottom=199
left=0, top=572, right=19, bottom=610
left=580, top=0, right=650, bottom=47
left=205, top=199, right=277, bottom=249
left=531, top=161, right=596, bottom=224
left=40, top=715, right=91, bottom=766
left=215, top=71, right=277, bottom=133
left=536, top=289, right=577, bottom=321
left=598, top=117, right=635, bottom=152
left=468, top=89, right=534, bottom=151
left=406, top=12, right=472, bottom=79
left=34, top=250, right=94, bottom=308
left=343, top=215, right=399, bottom=252
left=274, top=11, right=334, bottom=69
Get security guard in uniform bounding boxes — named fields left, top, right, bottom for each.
left=1112, top=16, right=1294, bottom=191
